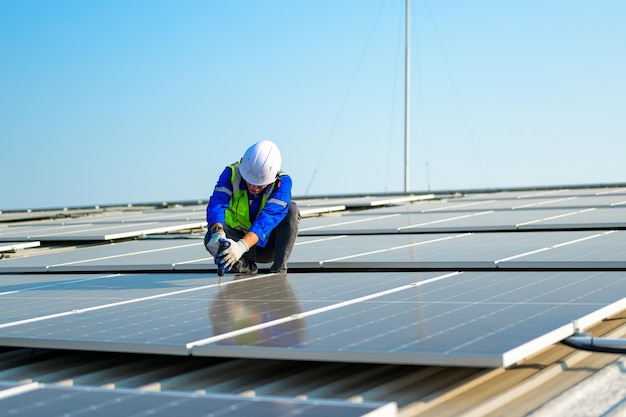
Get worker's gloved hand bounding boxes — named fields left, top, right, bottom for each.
left=205, top=230, right=226, bottom=256
left=215, top=238, right=249, bottom=271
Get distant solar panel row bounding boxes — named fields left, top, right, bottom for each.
left=298, top=206, right=626, bottom=234
left=2, top=189, right=626, bottom=242
left=0, top=220, right=208, bottom=242
left=2, top=230, right=625, bottom=273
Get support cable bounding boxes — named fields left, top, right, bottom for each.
left=424, top=0, right=490, bottom=188
left=305, top=1, right=389, bottom=196
left=563, top=335, right=626, bottom=355
left=384, top=3, right=403, bottom=193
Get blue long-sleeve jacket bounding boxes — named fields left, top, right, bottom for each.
left=206, top=165, right=292, bottom=247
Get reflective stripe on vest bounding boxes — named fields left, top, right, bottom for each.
left=224, top=162, right=277, bottom=232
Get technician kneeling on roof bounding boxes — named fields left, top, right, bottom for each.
left=205, top=140, right=300, bottom=275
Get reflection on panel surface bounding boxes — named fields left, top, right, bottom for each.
left=194, top=272, right=626, bottom=367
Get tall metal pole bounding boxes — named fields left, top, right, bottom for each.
left=404, top=0, right=411, bottom=193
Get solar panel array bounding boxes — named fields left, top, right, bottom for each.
left=2, top=188, right=626, bottom=415
left=0, top=381, right=395, bottom=417
left=2, top=229, right=625, bottom=273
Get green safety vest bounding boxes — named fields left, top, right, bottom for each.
left=224, top=162, right=278, bottom=232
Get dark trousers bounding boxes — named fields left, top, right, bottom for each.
left=208, top=201, right=300, bottom=273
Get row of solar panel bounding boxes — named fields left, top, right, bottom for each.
left=2, top=188, right=626, bottom=241
left=0, top=381, right=395, bottom=417
left=3, top=183, right=623, bottom=222
left=1, top=206, right=625, bottom=243
left=2, top=271, right=625, bottom=368
left=1, top=230, right=624, bottom=273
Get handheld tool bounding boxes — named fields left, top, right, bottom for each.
left=216, top=239, right=230, bottom=284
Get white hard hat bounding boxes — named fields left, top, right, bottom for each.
left=239, top=140, right=282, bottom=186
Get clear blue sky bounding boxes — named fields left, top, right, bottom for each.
left=1, top=1, right=625, bottom=210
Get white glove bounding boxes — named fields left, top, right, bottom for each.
left=216, top=238, right=249, bottom=270
left=205, top=231, right=226, bottom=256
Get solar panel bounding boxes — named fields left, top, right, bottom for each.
left=515, top=207, right=626, bottom=230
left=0, top=272, right=227, bottom=325
left=0, top=272, right=383, bottom=351
left=192, top=271, right=626, bottom=367
left=0, top=238, right=210, bottom=273
left=0, top=383, right=395, bottom=417
left=333, top=188, right=626, bottom=216
left=299, top=207, right=626, bottom=234
left=0, top=272, right=430, bottom=355
left=498, top=230, right=626, bottom=269
left=460, top=187, right=626, bottom=201
left=0, top=273, right=125, bottom=297
left=0, top=220, right=207, bottom=242
left=295, top=194, right=434, bottom=210
left=1, top=271, right=625, bottom=368
left=298, top=209, right=525, bottom=234
left=303, top=231, right=617, bottom=270
left=342, top=194, right=626, bottom=214
left=0, top=208, right=104, bottom=223
left=8, top=209, right=207, bottom=226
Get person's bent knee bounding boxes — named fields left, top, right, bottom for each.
left=287, top=201, right=300, bottom=222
